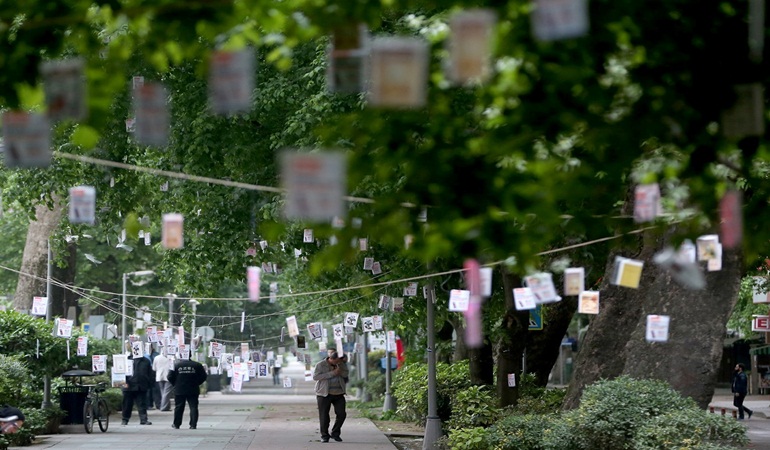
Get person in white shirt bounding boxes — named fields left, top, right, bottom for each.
left=153, top=352, right=173, bottom=411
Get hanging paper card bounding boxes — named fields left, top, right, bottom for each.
left=305, top=370, right=313, bottom=382
left=259, top=240, right=268, bottom=250
left=653, top=247, right=706, bottom=290
left=280, top=150, right=346, bottom=222
left=2, top=112, right=51, bottom=167
left=720, top=190, right=742, bottom=249
left=368, top=37, right=429, bottom=108
left=752, top=315, right=770, bottom=331
left=707, top=243, right=723, bottom=272
left=480, top=267, right=493, bottom=297
left=112, top=354, right=127, bottom=374
left=257, top=362, right=269, bottom=378
left=696, top=235, right=720, bottom=262
left=144, top=232, right=151, bottom=246
left=111, top=370, right=128, bottom=388
left=261, top=262, right=273, bottom=273
left=371, top=262, right=382, bottom=275
left=68, top=186, right=96, bottom=225
left=179, top=344, right=190, bottom=360
left=56, top=318, right=73, bottom=337
left=210, top=342, right=222, bottom=358
left=645, top=315, right=670, bottom=342
left=209, top=49, right=255, bottom=115
left=513, top=287, right=537, bottom=310
left=359, top=238, right=368, bottom=251
left=373, top=315, right=383, bottom=330
left=92, top=355, right=107, bottom=373
left=77, top=336, right=88, bottom=356
left=31, top=296, right=48, bottom=316
left=676, top=240, right=697, bottom=264
left=332, top=323, right=345, bottom=340
left=633, top=184, right=661, bottom=223
left=41, top=58, right=86, bottom=122
left=162, top=213, right=184, bottom=249
left=247, top=361, right=256, bottom=378
left=404, top=282, right=418, bottom=297
left=146, top=326, right=158, bottom=343
left=391, top=297, right=404, bottom=312
left=133, top=76, right=144, bottom=89
left=363, top=257, right=374, bottom=270
left=362, top=317, right=375, bottom=332
left=326, top=24, right=369, bottom=94
left=247, top=266, right=261, bottom=302
left=563, top=267, right=585, bottom=296
left=344, top=312, right=359, bottom=328
left=446, top=9, right=496, bottom=85
left=378, top=294, right=391, bottom=310
left=283, top=377, right=292, bottom=388
left=303, top=229, right=314, bottom=243
left=386, top=330, right=397, bottom=352
left=612, top=257, right=644, bottom=289
left=231, top=374, right=243, bottom=392
left=286, top=316, right=300, bottom=337
left=130, top=341, right=143, bottom=359
left=449, top=289, right=471, bottom=312
left=524, top=273, right=561, bottom=304
left=307, top=322, right=323, bottom=340
left=507, top=373, right=516, bottom=387
left=133, top=81, right=169, bottom=147
left=125, top=118, right=135, bottom=133
left=721, top=84, right=765, bottom=139
left=531, top=0, right=589, bottom=42
left=578, top=291, right=600, bottom=314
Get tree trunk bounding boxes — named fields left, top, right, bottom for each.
left=496, top=267, right=529, bottom=407
left=563, top=230, right=742, bottom=410
left=449, top=316, right=468, bottom=362
left=526, top=295, right=578, bottom=386
left=51, top=241, right=78, bottom=322
left=13, top=199, right=64, bottom=312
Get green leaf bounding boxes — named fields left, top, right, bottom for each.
left=71, top=125, right=101, bottom=149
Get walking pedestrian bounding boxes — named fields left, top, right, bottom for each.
left=313, top=350, right=348, bottom=443
left=153, top=351, right=173, bottom=411
left=121, top=354, right=153, bottom=425
left=732, top=363, right=753, bottom=420
left=272, top=359, right=282, bottom=385
left=168, top=357, right=207, bottom=429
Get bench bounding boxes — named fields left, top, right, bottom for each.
left=708, top=406, right=738, bottom=418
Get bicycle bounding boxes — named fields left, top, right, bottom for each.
left=82, top=382, right=109, bottom=433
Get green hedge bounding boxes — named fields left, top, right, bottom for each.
left=392, top=361, right=472, bottom=425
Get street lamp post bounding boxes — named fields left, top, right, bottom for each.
left=121, top=270, right=155, bottom=346
left=189, top=299, right=199, bottom=360
left=166, top=293, right=177, bottom=327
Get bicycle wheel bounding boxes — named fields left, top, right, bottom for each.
left=96, top=398, right=109, bottom=432
left=83, top=400, right=94, bottom=434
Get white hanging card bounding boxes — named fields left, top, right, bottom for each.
left=131, top=340, right=143, bottom=359
left=524, top=272, right=561, bottom=304
left=303, top=229, right=314, bottom=243
left=363, top=257, right=374, bottom=270
left=307, top=322, right=324, bottom=340
left=162, top=213, right=184, bottom=249
left=92, top=355, right=107, bottom=373
left=231, top=373, right=243, bottom=392
left=209, top=49, right=255, bottom=115
left=391, top=297, right=404, bottom=312
left=446, top=9, right=496, bottom=85
left=371, top=261, right=382, bottom=275
left=283, top=377, right=292, bottom=388
left=563, top=267, right=585, bottom=296
left=449, top=289, right=471, bottom=312
left=286, top=315, right=300, bottom=337
left=507, top=373, right=516, bottom=387
left=31, top=296, right=48, bottom=316
left=281, top=150, right=346, bottom=222
left=77, top=336, right=88, bottom=356
left=146, top=326, right=158, bottom=343
left=2, top=112, right=51, bottom=167
left=326, top=24, right=369, bottom=94
left=676, top=240, right=697, bottom=264
left=378, top=294, right=391, bottom=310
left=578, top=291, right=600, bottom=314
left=696, top=235, right=720, bottom=262
left=41, top=58, right=87, bottom=122
left=707, top=243, right=723, bottom=272
left=368, top=37, right=429, bottom=108
left=531, top=0, right=589, bottom=42
left=56, top=318, right=73, bottom=338
left=373, top=315, right=383, bottom=330
left=480, top=267, right=493, bottom=297
left=404, top=282, right=418, bottom=297
left=144, top=232, right=151, bottom=246
left=112, top=354, right=127, bottom=374
left=645, top=315, right=670, bottom=342
left=634, top=183, right=661, bottom=223
left=513, top=287, right=537, bottom=310
left=359, top=238, right=368, bottom=251
left=247, top=266, right=261, bottom=302
left=68, top=186, right=96, bottom=225
left=386, top=330, right=397, bottom=352
left=133, top=81, right=169, bottom=147
left=332, top=323, right=344, bottom=340
left=344, top=312, right=359, bottom=328
left=362, top=316, right=375, bottom=332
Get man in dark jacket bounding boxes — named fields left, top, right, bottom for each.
left=168, top=357, right=207, bottom=429
left=732, top=363, right=753, bottom=420
left=121, top=355, right=153, bottom=425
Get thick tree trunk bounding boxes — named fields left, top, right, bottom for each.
left=563, top=230, right=741, bottom=410
left=13, top=199, right=64, bottom=312
left=497, top=268, right=529, bottom=407
left=51, top=241, right=79, bottom=322
left=527, top=295, right=578, bottom=386
left=449, top=316, right=468, bottom=362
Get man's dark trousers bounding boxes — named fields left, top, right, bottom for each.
left=317, top=394, right=346, bottom=439
left=173, top=394, right=200, bottom=428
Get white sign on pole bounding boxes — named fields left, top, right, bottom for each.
left=31, top=297, right=48, bottom=316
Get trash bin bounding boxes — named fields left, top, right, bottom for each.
left=207, top=373, right=221, bottom=392
left=58, top=385, right=89, bottom=424
left=379, top=356, right=398, bottom=374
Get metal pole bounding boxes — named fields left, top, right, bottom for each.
left=191, top=299, right=198, bottom=360
left=423, top=283, right=442, bottom=449
left=383, top=328, right=396, bottom=412
left=168, top=294, right=175, bottom=327
left=121, top=272, right=127, bottom=347
left=42, top=239, right=52, bottom=409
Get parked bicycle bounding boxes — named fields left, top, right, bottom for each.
left=82, top=382, right=109, bottom=433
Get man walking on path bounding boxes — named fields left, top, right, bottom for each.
left=122, top=354, right=153, bottom=425
left=168, top=357, right=207, bottom=429
left=733, top=363, right=754, bottom=420
left=153, top=351, right=173, bottom=411
left=313, top=350, right=348, bottom=443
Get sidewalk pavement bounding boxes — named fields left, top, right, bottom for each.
left=15, top=392, right=397, bottom=450
left=708, top=388, right=770, bottom=449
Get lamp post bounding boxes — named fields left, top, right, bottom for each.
left=166, top=293, right=177, bottom=327
left=121, top=270, right=155, bottom=346
left=190, top=299, right=199, bottom=360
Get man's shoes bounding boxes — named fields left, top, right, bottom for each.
left=190, top=426, right=197, bottom=429
left=121, top=421, right=128, bottom=426
left=748, top=410, right=753, bottom=419
left=140, top=421, right=152, bottom=425
left=321, top=438, right=329, bottom=443
left=161, top=409, right=171, bottom=412
left=332, top=436, right=342, bottom=442
left=171, top=424, right=180, bottom=429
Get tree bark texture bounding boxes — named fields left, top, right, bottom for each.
left=496, top=268, right=529, bottom=407
left=51, top=241, right=78, bottom=321
left=13, top=199, right=64, bottom=312
left=526, top=294, right=578, bottom=386
left=563, top=230, right=742, bottom=410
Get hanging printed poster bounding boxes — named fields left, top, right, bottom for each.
left=645, top=315, right=670, bottom=342
left=368, top=37, right=429, bottom=108
left=445, top=9, right=496, bottom=85
left=2, top=112, right=51, bottom=167
left=209, top=49, right=255, bottom=115
left=41, top=58, right=87, bottom=122
left=162, top=213, right=184, bottom=249
left=280, top=150, right=346, bottom=222
left=68, top=186, right=96, bottom=225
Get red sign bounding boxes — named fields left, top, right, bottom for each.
left=752, top=316, right=770, bottom=332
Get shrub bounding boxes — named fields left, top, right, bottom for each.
left=631, top=408, right=748, bottom=450
left=446, top=385, right=500, bottom=430
left=444, top=426, right=488, bottom=450
left=392, top=361, right=472, bottom=425
left=482, top=413, right=575, bottom=450
left=365, top=370, right=386, bottom=401
left=0, top=355, right=31, bottom=407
